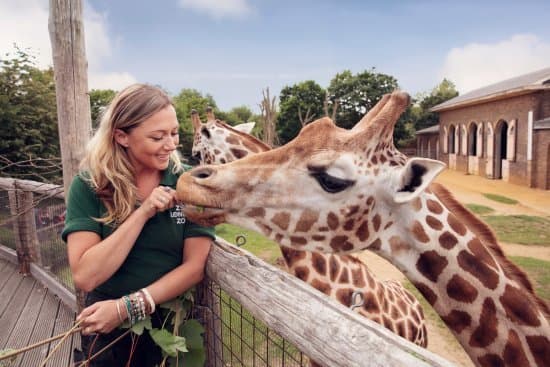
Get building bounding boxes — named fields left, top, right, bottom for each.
left=416, top=67, right=550, bottom=190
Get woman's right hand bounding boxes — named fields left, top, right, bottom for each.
left=77, top=299, right=125, bottom=335
left=139, top=186, right=177, bottom=219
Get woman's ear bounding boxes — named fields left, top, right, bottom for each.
left=114, top=129, right=129, bottom=148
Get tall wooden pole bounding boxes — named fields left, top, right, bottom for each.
left=48, top=0, right=91, bottom=310
left=48, top=0, right=91, bottom=196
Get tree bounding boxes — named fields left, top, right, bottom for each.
left=89, top=89, right=116, bottom=128
left=172, top=89, right=217, bottom=158
left=413, top=79, right=459, bottom=131
left=215, top=105, right=253, bottom=126
left=328, top=68, right=399, bottom=130
left=0, top=48, right=61, bottom=182
left=277, top=80, right=325, bottom=144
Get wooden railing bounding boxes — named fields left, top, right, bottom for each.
left=0, top=177, right=455, bottom=367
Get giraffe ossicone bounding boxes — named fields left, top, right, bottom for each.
left=177, top=91, right=550, bottom=367
left=187, top=108, right=429, bottom=350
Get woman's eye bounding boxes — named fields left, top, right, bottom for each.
left=311, top=172, right=354, bottom=193
left=151, top=136, right=163, bottom=141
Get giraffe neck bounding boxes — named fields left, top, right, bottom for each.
left=369, top=184, right=549, bottom=367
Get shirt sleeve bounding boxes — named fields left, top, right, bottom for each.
left=183, top=220, right=216, bottom=241
left=61, top=174, right=103, bottom=242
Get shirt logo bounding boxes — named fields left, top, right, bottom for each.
left=170, top=204, right=186, bottom=224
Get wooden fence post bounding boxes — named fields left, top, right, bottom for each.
left=8, top=188, right=42, bottom=274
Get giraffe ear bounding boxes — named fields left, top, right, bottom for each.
left=233, top=122, right=256, bottom=134
left=393, top=158, right=446, bottom=203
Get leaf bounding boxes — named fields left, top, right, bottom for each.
left=179, top=319, right=204, bottom=350
left=165, top=348, right=206, bottom=367
left=150, top=328, right=188, bottom=357
left=130, top=317, right=152, bottom=335
left=0, top=348, right=16, bottom=367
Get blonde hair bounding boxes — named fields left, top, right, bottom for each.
left=80, top=83, right=182, bottom=224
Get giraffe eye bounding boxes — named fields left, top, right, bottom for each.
left=310, top=172, right=354, bottom=193
left=201, top=127, right=211, bottom=139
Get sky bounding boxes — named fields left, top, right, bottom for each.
left=1, top=0, right=550, bottom=112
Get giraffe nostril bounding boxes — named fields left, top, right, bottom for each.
left=192, top=167, right=215, bottom=180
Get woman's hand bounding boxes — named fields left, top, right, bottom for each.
left=139, top=186, right=177, bottom=219
left=77, top=300, right=125, bottom=335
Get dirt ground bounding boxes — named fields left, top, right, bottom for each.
left=355, top=169, right=550, bottom=367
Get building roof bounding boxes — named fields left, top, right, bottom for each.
left=431, top=67, right=550, bottom=112
left=415, top=124, right=440, bottom=135
left=535, top=117, right=550, bottom=130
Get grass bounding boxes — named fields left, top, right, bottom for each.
left=483, top=215, right=550, bottom=246
left=509, top=256, right=550, bottom=301
left=218, top=290, right=308, bottom=366
left=215, top=224, right=282, bottom=264
left=482, top=193, right=519, bottom=205
left=465, top=203, right=494, bottom=215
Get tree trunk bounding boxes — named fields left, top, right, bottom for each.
left=48, top=0, right=91, bottom=310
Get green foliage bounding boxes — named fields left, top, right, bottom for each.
left=328, top=68, right=398, bottom=129
left=89, top=89, right=116, bottom=128
left=465, top=203, right=495, bottom=215
left=172, top=89, right=217, bottom=158
left=412, top=79, right=458, bottom=131
left=509, top=256, right=550, bottom=301
left=484, top=215, right=550, bottom=246
left=150, top=329, right=188, bottom=356
left=276, top=80, right=326, bottom=144
left=216, top=105, right=254, bottom=127
left=0, top=48, right=60, bottom=182
left=482, top=193, right=519, bottom=204
left=120, top=290, right=205, bottom=366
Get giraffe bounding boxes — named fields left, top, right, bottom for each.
left=188, top=108, right=428, bottom=349
left=177, top=92, right=550, bottom=367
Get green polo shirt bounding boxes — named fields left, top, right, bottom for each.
left=62, top=164, right=215, bottom=298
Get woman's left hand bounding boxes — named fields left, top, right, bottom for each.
left=77, top=300, right=124, bottom=335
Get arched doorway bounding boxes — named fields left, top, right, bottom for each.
left=494, top=120, right=508, bottom=179
left=468, top=123, right=478, bottom=156
left=448, top=125, right=456, bottom=154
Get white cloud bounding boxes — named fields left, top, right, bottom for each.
left=178, top=0, right=252, bottom=19
left=439, top=34, right=550, bottom=93
left=0, top=0, right=136, bottom=90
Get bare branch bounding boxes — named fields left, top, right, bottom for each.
left=298, top=105, right=315, bottom=127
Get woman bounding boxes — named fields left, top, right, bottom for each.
left=62, top=84, right=214, bottom=366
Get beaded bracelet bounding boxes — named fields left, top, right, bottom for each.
left=121, top=289, right=156, bottom=326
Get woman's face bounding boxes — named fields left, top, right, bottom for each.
left=119, top=105, right=180, bottom=173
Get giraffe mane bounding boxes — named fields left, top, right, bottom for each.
left=430, top=182, right=550, bottom=318
left=215, top=120, right=272, bottom=151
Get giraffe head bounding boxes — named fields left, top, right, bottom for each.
left=190, top=107, right=267, bottom=164
left=177, top=91, right=445, bottom=252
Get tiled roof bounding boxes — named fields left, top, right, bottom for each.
left=431, top=67, right=550, bottom=112
left=415, top=124, right=439, bottom=135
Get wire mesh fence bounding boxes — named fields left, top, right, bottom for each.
left=196, top=277, right=309, bottom=367
left=0, top=184, right=73, bottom=292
